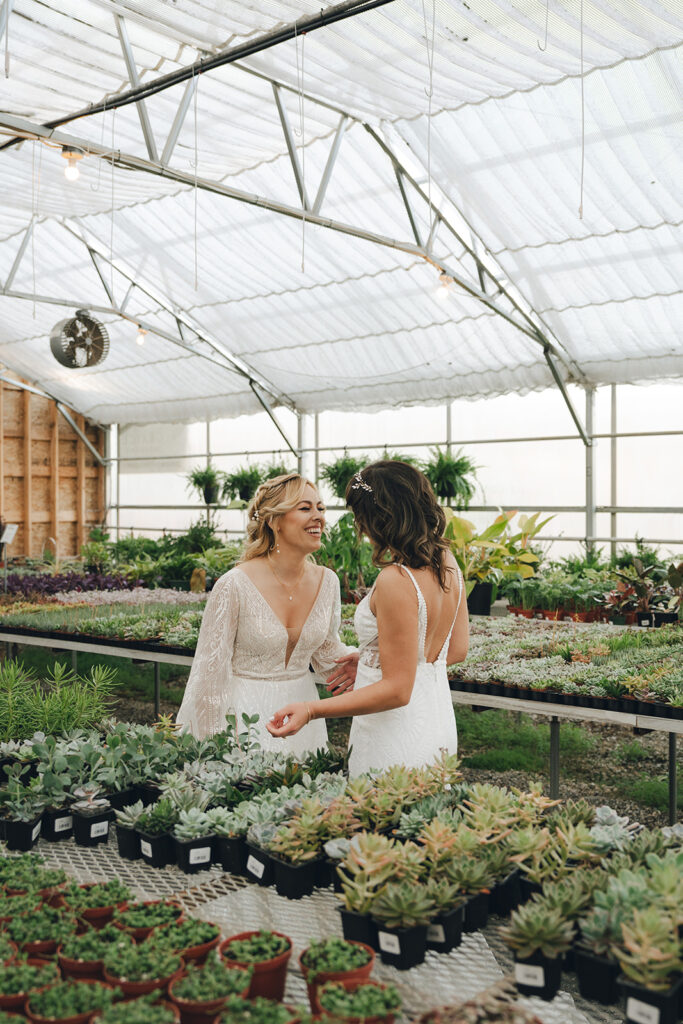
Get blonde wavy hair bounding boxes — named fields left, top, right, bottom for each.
left=242, top=473, right=319, bottom=561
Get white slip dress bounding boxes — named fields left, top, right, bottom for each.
left=347, top=565, right=462, bottom=778
left=176, top=565, right=352, bottom=755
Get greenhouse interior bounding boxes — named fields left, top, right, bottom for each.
left=0, top=2, right=682, bottom=1024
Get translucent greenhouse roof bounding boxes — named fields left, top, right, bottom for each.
left=0, top=0, right=681, bottom=426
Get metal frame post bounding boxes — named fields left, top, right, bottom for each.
left=549, top=716, right=561, bottom=800
left=446, top=402, right=452, bottom=455
left=314, top=414, right=320, bottom=485
left=154, top=662, right=161, bottom=719
left=297, top=414, right=304, bottom=476
left=116, top=425, right=122, bottom=539
left=669, top=733, right=678, bottom=826
left=610, top=384, right=618, bottom=562
left=585, top=386, right=596, bottom=552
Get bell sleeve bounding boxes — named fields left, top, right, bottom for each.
left=176, top=571, right=239, bottom=739
left=310, top=570, right=358, bottom=677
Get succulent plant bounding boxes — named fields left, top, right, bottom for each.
left=499, top=899, right=575, bottom=960
left=371, top=881, right=436, bottom=929
left=614, top=906, right=683, bottom=991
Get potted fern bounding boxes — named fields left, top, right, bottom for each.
left=222, top=466, right=262, bottom=503
left=422, top=447, right=477, bottom=507
left=186, top=466, right=223, bottom=507
left=320, top=452, right=368, bottom=500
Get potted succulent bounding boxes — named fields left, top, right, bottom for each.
left=443, top=857, right=495, bottom=933
left=299, top=937, right=374, bottom=1013
left=148, top=920, right=221, bottom=964
left=499, top=900, right=575, bottom=1001
left=173, top=808, right=215, bottom=874
left=102, top=943, right=183, bottom=998
left=267, top=800, right=325, bottom=899
left=57, top=925, right=133, bottom=981
left=0, top=770, right=45, bottom=852
left=186, top=466, right=223, bottom=507
left=219, top=931, right=292, bottom=1002
left=575, top=903, right=625, bottom=1005
left=70, top=785, right=113, bottom=847
left=336, top=832, right=397, bottom=949
left=136, top=799, right=179, bottom=869
left=25, top=979, right=117, bottom=1024
left=0, top=961, right=60, bottom=1012
left=63, top=881, right=131, bottom=930
left=315, top=980, right=401, bottom=1024
left=112, top=901, right=183, bottom=943
left=370, top=881, right=435, bottom=970
left=114, top=800, right=145, bottom=860
left=423, top=878, right=466, bottom=954
left=6, top=905, right=77, bottom=958
left=422, top=447, right=477, bottom=508
left=614, top=907, right=683, bottom=1024
left=98, top=996, right=179, bottom=1024
left=0, top=938, right=16, bottom=969
left=222, top=466, right=262, bottom=504
left=168, top=952, right=251, bottom=1024
left=320, top=452, right=368, bottom=500
left=218, top=996, right=298, bottom=1024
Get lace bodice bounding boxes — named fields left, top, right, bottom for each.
left=176, top=565, right=350, bottom=740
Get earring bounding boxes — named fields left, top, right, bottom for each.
left=275, top=530, right=280, bottom=554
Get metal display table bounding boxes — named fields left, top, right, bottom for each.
left=21, top=833, right=623, bottom=1024
left=452, top=690, right=682, bottom=824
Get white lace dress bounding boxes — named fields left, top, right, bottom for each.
left=176, top=566, right=351, bottom=754
left=348, top=565, right=462, bottom=777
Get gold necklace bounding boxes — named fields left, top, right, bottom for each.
left=268, top=557, right=307, bottom=601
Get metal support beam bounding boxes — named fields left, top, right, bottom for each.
left=549, top=716, right=560, bottom=800
left=313, top=114, right=349, bottom=216
left=669, top=732, right=678, bottom=826
left=544, top=349, right=591, bottom=446
left=88, top=250, right=115, bottom=306
left=610, top=384, right=617, bottom=562
left=0, top=0, right=12, bottom=50
left=160, top=76, right=196, bottom=166
left=394, top=168, right=422, bottom=247
left=585, top=386, right=596, bottom=552
left=272, top=83, right=310, bottom=210
left=249, top=382, right=299, bottom=460
left=114, top=14, right=159, bottom=162
left=3, top=221, right=32, bottom=291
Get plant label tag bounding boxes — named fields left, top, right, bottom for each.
left=246, top=855, right=265, bottom=879
left=378, top=931, right=401, bottom=955
left=90, top=820, right=109, bottom=838
left=140, top=840, right=153, bottom=858
left=626, top=998, right=660, bottom=1024
left=54, top=816, right=73, bottom=832
left=514, top=963, right=545, bottom=988
left=31, top=821, right=41, bottom=841
left=189, top=846, right=211, bottom=865
left=427, top=924, right=445, bottom=944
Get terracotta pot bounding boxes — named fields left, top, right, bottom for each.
left=113, top=902, right=184, bottom=942
left=178, top=932, right=221, bottom=965
left=0, top=959, right=58, bottom=1011
left=102, top=963, right=184, bottom=999
left=219, top=932, right=292, bottom=1001
left=299, top=942, right=375, bottom=1013
left=25, top=979, right=114, bottom=1024
left=313, top=980, right=398, bottom=1023
left=167, top=966, right=250, bottom=1024
left=57, top=946, right=105, bottom=982
left=76, top=886, right=129, bottom=931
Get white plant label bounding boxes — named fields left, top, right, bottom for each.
left=31, top=822, right=41, bottom=841
left=514, top=963, right=545, bottom=988
left=90, top=820, right=109, bottom=838
left=246, top=855, right=265, bottom=879
left=140, top=840, right=153, bottom=857
left=427, top=924, right=445, bottom=944
left=54, top=816, right=73, bottom=832
left=378, top=931, right=401, bottom=955
left=626, top=998, right=660, bottom=1024
left=189, top=846, right=211, bottom=865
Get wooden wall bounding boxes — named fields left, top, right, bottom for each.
left=0, top=379, right=106, bottom=559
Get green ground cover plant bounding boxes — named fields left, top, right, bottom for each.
left=0, top=660, right=117, bottom=740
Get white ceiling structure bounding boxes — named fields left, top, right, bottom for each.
left=0, top=0, right=681, bottom=436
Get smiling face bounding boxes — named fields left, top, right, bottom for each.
left=275, top=483, right=326, bottom=553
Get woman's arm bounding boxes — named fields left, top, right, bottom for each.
left=176, top=572, right=238, bottom=738
left=446, top=572, right=469, bottom=665
left=309, top=571, right=359, bottom=694
left=267, top=566, right=418, bottom=736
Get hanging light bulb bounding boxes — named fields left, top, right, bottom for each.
left=435, top=270, right=453, bottom=302
left=136, top=326, right=147, bottom=347
left=61, top=145, right=84, bottom=182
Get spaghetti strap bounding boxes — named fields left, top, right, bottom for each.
left=436, top=564, right=464, bottom=662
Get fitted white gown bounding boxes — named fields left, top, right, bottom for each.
left=348, top=565, right=462, bottom=778
left=176, top=565, right=352, bottom=754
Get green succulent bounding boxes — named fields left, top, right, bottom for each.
left=301, top=937, right=372, bottom=977
left=98, top=993, right=178, bottom=1024
left=27, top=981, right=118, bottom=1018
left=148, top=919, right=220, bottom=954
left=0, top=960, right=59, bottom=996
left=499, top=899, right=575, bottom=960
left=371, top=881, right=436, bottom=929
left=318, top=981, right=401, bottom=1018
left=103, top=942, right=181, bottom=983
left=171, top=953, right=251, bottom=1001
left=59, top=924, right=133, bottom=962
left=221, top=931, right=290, bottom=964
left=113, top=901, right=181, bottom=931
left=219, top=996, right=296, bottom=1024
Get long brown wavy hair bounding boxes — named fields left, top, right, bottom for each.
left=345, top=460, right=453, bottom=589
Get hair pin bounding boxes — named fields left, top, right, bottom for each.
left=350, top=471, right=372, bottom=493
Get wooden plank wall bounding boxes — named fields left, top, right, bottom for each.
left=0, top=379, right=106, bottom=559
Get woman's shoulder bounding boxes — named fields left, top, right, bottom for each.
left=318, top=565, right=342, bottom=590
left=211, top=566, right=244, bottom=594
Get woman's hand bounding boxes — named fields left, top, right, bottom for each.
left=267, top=703, right=310, bottom=738
left=325, top=651, right=359, bottom=694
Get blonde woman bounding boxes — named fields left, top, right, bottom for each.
left=176, top=473, right=358, bottom=753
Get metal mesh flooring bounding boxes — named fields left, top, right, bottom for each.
left=25, top=835, right=624, bottom=1024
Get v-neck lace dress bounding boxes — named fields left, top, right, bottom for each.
left=176, top=565, right=350, bottom=753
left=348, top=565, right=462, bottom=777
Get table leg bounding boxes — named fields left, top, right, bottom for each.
left=669, top=732, right=678, bottom=826
left=549, top=716, right=560, bottom=800
left=154, top=662, right=161, bottom=719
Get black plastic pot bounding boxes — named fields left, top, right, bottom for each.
left=490, top=869, right=522, bottom=917
left=514, top=950, right=563, bottom=1001
left=174, top=835, right=214, bottom=873
left=636, top=612, right=654, bottom=628
left=315, top=859, right=335, bottom=889
left=138, top=829, right=175, bottom=868
left=73, top=808, right=114, bottom=846
left=374, top=922, right=427, bottom=971
left=138, top=783, right=162, bottom=806
left=519, top=874, right=543, bottom=905
left=41, top=807, right=74, bottom=842
left=245, top=844, right=274, bottom=887
left=575, top=948, right=620, bottom=1005
left=653, top=610, right=679, bottom=627
left=467, top=581, right=493, bottom=617
left=426, top=904, right=464, bottom=953
left=339, top=908, right=378, bottom=951
left=618, top=973, right=683, bottom=1024
left=217, top=835, right=248, bottom=876
left=116, top=824, right=140, bottom=861
left=463, top=890, right=490, bottom=933
left=203, top=483, right=219, bottom=505
left=272, top=857, right=318, bottom=899
left=4, top=814, right=42, bottom=852
left=108, top=788, right=140, bottom=811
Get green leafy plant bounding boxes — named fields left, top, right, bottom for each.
left=149, top=919, right=220, bottom=955
left=103, top=942, right=181, bottom=982
left=317, top=981, right=401, bottom=1018
left=320, top=453, right=368, bottom=500
left=371, top=881, right=436, bottom=929
left=5, top=904, right=77, bottom=947
left=98, top=994, right=178, bottom=1024
left=222, top=931, right=290, bottom=964
left=27, top=980, right=118, bottom=1018
left=113, top=901, right=182, bottom=931
left=444, top=510, right=551, bottom=596
left=301, top=937, right=372, bottom=976
left=187, top=466, right=224, bottom=506
left=0, top=960, right=59, bottom=996
left=222, top=466, right=262, bottom=503
left=136, top=798, right=179, bottom=837
left=170, top=954, right=251, bottom=1001
left=614, top=906, right=682, bottom=991
left=58, top=924, right=133, bottom=962
left=63, top=879, right=131, bottom=912
left=422, top=447, right=478, bottom=507
left=219, top=996, right=296, bottom=1024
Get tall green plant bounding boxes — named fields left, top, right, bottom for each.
left=444, top=510, right=552, bottom=596
left=423, top=447, right=478, bottom=508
